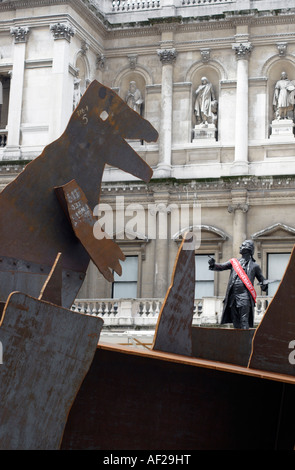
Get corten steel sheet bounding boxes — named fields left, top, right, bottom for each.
left=0, top=255, right=85, bottom=309
left=0, top=292, right=103, bottom=450
left=0, top=80, right=157, bottom=308
left=55, top=180, right=125, bottom=283
left=249, top=246, right=295, bottom=376
left=191, top=326, right=255, bottom=367
left=61, top=343, right=295, bottom=450
left=152, top=234, right=195, bottom=356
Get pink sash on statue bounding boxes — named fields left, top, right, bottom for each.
left=230, top=258, right=257, bottom=303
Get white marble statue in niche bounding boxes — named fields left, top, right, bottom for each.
left=194, top=77, right=217, bottom=126
left=73, top=77, right=82, bottom=111
left=273, top=71, right=295, bottom=120
left=270, top=71, right=295, bottom=139
left=125, top=81, right=144, bottom=115
left=193, top=77, right=218, bottom=142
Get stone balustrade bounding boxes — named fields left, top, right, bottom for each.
left=110, top=0, right=235, bottom=12
left=72, top=296, right=271, bottom=327
left=112, top=0, right=160, bottom=10
left=181, top=0, right=234, bottom=4
left=109, top=0, right=236, bottom=15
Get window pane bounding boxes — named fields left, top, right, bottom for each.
left=267, top=253, right=290, bottom=297
left=113, top=282, right=137, bottom=299
left=114, top=256, right=138, bottom=282
left=195, top=254, right=214, bottom=298
left=112, top=256, right=138, bottom=298
left=195, top=281, right=214, bottom=299
left=195, top=254, right=214, bottom=281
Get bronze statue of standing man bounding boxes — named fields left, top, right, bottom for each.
left=208, top=240, right=268, bottom=329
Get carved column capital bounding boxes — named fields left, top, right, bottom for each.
left=10, top=26, right=30, bottom=44
left=228, top=203, right=249, bottom=214
left=50, top=22, right=75, bottom=42
left=157, top=48, right=177, bottom=65
left=232, top=42, right=253, bottom=60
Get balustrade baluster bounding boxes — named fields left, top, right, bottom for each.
left=0, top=132, right=7, bottom=147
left=142, top=302, right=147, bottom=317
left=154, top=300, right=160, bottom=316
left=91, top=302, right=97, bottom=316
left=109, top=301, right=115, bottom=317
left=96, top=302, right=102, bottom=317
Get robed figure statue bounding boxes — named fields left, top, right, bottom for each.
left=194, top=76, right=216, bottom=125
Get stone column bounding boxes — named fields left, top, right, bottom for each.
left=155, top=48, right=177, bottom=178
left=231, top=42, right=252, bottom=175
left=49, top=22, right=75, bottom=141
left=228, top=190, right=249, bottom=257
left=3, top=26, right=30, bottom=160
left=152, top=190, right=171, bottom=298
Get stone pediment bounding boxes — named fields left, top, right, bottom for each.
left=174, top=224, right=228, bottom=242
left=252, top=223, right=295, bottom=241
left=198, top=225, right=228, bottom=241
left=174, top=224, right=228, bottom=258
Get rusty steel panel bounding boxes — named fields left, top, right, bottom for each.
left=192, top=326, right=255, bottom=367
left=0, top=255, right=87, bottom=310
left=0, top=292, right=103, bottom=450
left=152, top=234, right=195, bottom=356
left=0, top=256, right=51, bottom=303
left=61, top=344, right=295, bottom=450
left=55, top=180, right=125, bottom=283
left=0, top=80, right=157, bottom=307
left=249, top=247, right=295, bottom=376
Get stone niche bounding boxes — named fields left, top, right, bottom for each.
left=268, top=63, right=295, bottom=140
left=191, top=68, right=219, bottom=143
left=120, top=73, right=146, bottom=118
left=118, top=72, right=147, bottom=143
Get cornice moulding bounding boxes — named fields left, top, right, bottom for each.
left=0, top=0, right=108, bottom=37
left=1, top=3, right=295, bottom=43
left=0, top=13, right=105, bottom=55
left=25, top=58, right=52, bottom=69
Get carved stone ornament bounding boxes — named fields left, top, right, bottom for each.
left=200, top=48, right=211, bottom=63
left=157, top=48, right=177, bottom=65
left=81, top=40, right=89, bottom=55
left=276, top=42, right=287, bottom=57
left=127, top=54, right=137, bottom=70
left=50, top=23, right=75, bottom=42
left=10, top=26, right=30, bottom=44
left=96, top=53, right=105, bottom=70
left=232, top=42, right=253, bottom=60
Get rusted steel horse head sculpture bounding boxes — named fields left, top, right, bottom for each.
left=0, top=81, right=158, bottom=308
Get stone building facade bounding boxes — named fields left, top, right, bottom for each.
left=1, top=0, right=295, bottom=343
